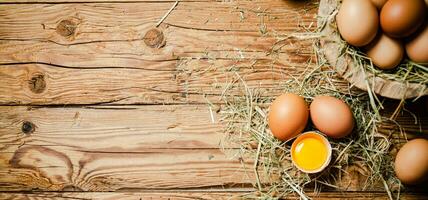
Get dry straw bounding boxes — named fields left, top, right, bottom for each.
left=208, top=1, right=426, bottom=199
left=219, top=53, right=400, bottom=199
left=217, top=10, right=405, bottom=200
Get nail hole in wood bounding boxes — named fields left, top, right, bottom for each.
left=143, top=28, right=165, bottom=48
left=28, top=74, right=46, bottom=94
left=56, top=19, right=77, bottom=37
left=22, top=121, right=35, bottom=134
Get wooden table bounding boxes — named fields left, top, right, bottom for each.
left=0, top=0, right=427, bottom=199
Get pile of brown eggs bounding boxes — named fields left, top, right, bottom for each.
left=336, top=0, right=428, bottom=185
left=268, top=93, right=428, bottom=184
left=268, top=93, right=354, bottom=173
left=337, top=0, right=428, bottom=69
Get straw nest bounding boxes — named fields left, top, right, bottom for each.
left=204, top=1, right=425, bottom=199
left=219, top=58, right=402, bottom=199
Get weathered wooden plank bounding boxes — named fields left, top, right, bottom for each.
left=0, top=38, right=312, bottom=68
left=0, top=59, right=320, bottom=105
left=0, top=105, right=225, bottom=150
left=0, top=147, right=253, bottom=191
left=0, top=191, right=426, bottom=200
left=0, top=105, right=256, bottom=191
left=0, top=1, right=316, bottom=41
left=0, top=105, right=426, bottom=192
left=0, top=1, right=316, bottom=67
left=0, top=103, right=426, bottom=150
left=0, top=2, right=315, bottom=68
left=0, top=1, right=316, bottom=105
left=2, top=192, right=240, bottom=200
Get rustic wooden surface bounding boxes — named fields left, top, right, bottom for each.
left=0, top=0, right=427, bottom=199
left=1, top=192, right=428, bottom=200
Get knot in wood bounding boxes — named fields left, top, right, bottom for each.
left=143, top=28, right=165, bottom=48
left=22, top=121, right=35, bottom=134
left=56, top=19, right=77, bottom=37
left=28, top=74, right=46, bottom=94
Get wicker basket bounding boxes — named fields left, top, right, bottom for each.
left=318, top=0, right=428, bottom=99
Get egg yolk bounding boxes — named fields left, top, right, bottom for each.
left=292, top=135, right=328, bottom=171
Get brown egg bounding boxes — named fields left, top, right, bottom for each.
left=337, top=0, right=379, bottom=47
left=268, top=93, right=309, bottom=141
left=380, top=0, right=426, bottom=38
left=370, top=0, right=389, bottom=9
left=365, top=32, right=404, bottom=70
left=406, top=23, right=428, bottom=63
left=395, top=138, right=428, bottom=184
left=310, top=96, right=354, bottom=138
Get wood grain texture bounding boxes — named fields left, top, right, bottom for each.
left=0, top=105, right=426, bottom=192
left=0, top=0, right=427, bottom=198
left=0, top=105, right=260, bottom=191
left=0, top=2, right=314, bottom=59
left=0, top=105, right=224, bottom=150
left=0, top=59, right=326, bottom=105
left=0, top=191, right=426, bottom=200
left=0, top=1, right=317, bottom=105
left=0, top=2, right=315, bottom=39
left=1, top=148, right=253, bottom=191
